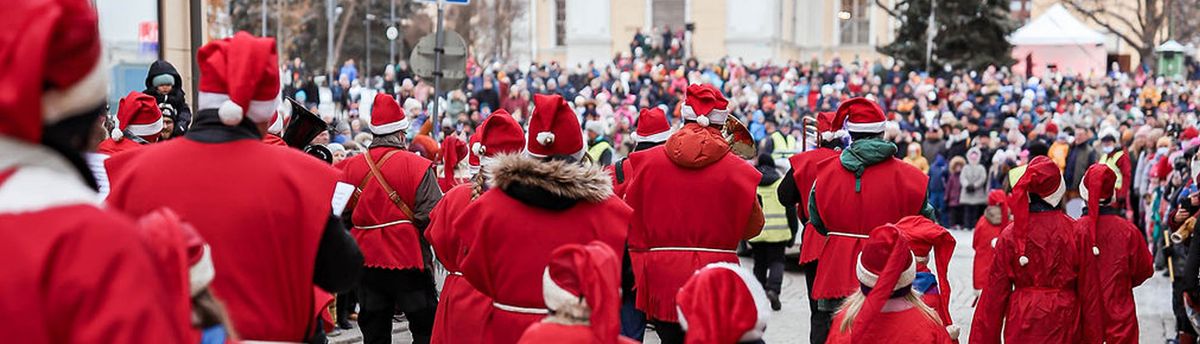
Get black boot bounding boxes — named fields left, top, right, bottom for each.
left=767, top=290, right=782, bottom=311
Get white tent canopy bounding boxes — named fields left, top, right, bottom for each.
left=1008, top=4, right=1106, bottom=46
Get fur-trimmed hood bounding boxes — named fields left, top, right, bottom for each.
left=487, top=153, right=613, bottom=207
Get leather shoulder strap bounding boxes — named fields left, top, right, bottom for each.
left=364, top=150, right=415, bottom=219
left=615, top=158, right=626, bottom=183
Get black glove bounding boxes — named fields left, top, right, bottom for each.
left=966, top=185, right=977, bottom=193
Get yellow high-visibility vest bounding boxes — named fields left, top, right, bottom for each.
left=1099, top=151, right=1125, bottom=190
left=587, top=140, right=613, bottom=164
left=750, top=179, right=792, bottom=243
left=770, top=131, right=797, bottom=160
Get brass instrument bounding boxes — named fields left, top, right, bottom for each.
left=283, top=98, right=329, bottom=150
left=801, top=114, right=818, bottom=152
left=722, top=115, right=757, bottom=160
left=1172, top=217, right=1197, bottom=244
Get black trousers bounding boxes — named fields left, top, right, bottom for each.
left=962, top=204, right=985, bottom=229
left=651, top=320, right=685, bottom=344
left=358, top=267, right=438, bottom=344
left=749, top=241, right=788, bottom=294
left=803, top=261, right=832, bottom=344
left=336, top=289, right=358, bottom=325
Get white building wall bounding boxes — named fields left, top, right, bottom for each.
left=564, top=0, right=612, bottom=65
left=724, top=0, right=780, bottom=63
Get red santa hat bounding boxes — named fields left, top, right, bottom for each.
left=676, top=263, right=771, bottom=344
left=134, top=208, right=215, bottom=298
left=440, top=135, right=467, bottom=182
left=542, top=241, right=622, bottom=344
left=527, top=94, right=585, bottom=159
left=474, top=109, right=526, bottom=166
left=1183, top=127, right=1200, bottom=141
left=832, top=97, right=887, bottom=134
left=852, top=224, right=918, bottom=343
left=816, top=111, right=847, bottom=142
left=0, top=0, right=108, bottom=143
left=679, top=84, right=730, bottom=127
left=196, top=31, right=281, bottom=127
left=893, top=216, right=959, bottom=339
left=370, top=93, right=409, bottom=135
left=1009, top=156, right=1066, bottom=266
left=111, top=91, right=164, bottom=142
left=467, top=126, right=483, bottom=175
left=632, top=107, right=672, bottom=143
left=1080, top=164, right=1118, bottom=257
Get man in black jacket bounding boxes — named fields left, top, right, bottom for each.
left=143, top=60, right=193, bottom=137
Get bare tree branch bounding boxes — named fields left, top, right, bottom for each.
left=1064, top=0, right=1144, bottom=49
left=874, top=0, right=903, bottom=19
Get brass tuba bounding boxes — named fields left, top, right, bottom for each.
left=801, top=113, right=818, bottom=152
left=1172, top=217, right=1197, bottom=244
left=722, top=115, right=758, bottom=160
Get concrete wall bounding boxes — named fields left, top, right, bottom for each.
left=159, top=0, right=196, bottom=107
left=609, top=0, right=647, bottom=57
left=689, top=0, right=727, bottom=61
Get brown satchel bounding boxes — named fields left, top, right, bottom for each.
left=351, top=150, right=416, bottom=220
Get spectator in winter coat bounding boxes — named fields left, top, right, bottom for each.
left=928, top=155, right=949, bottom=223
left=904, top=142, right=930, bottom=174
left=143, top=60, right=192, bottom=136
left=960, top=148, right=989, bottom=228
left=922, top=128, right=947, bottom=164
left=946, top=157, right=966, bottom=229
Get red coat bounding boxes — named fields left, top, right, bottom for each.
left=107, top=138, right=337, bottom=342
left=827, top=304, right=952, bottom=344
left=262, top=134, right=286, bottom=146
left=788, top=147, right=840, bottom=264
left=969, top=211, right=1104, bottom=344
left=459, top=156, right=631, bottom=344
left=340, top=147, right=432, bottom=270
left=518, top=322, right=640, bottom=344
left=426, top=185, right=491, bottom=344
left=1077, top=212, right=1153, bottom=344
left=972, top=218, right=1004, bottom=290
left=0, top=167, right=187, bottom=343
left=623, top=144, right=762, bottom=322
left=97, top=137, right=143, bottom=156
left=810, top=157, right=928, bottom=299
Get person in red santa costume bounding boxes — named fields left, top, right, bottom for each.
left=426, top=109, right=525, bottom=344
left=972, top=190, right=1009, bottom=293
left=807, top=97, right=934, bottom=338
left=97, top=91, right=164, bottom=156
left=606, top=105, right=671, bottom=341
left=1078, top=163, right=1154, bottom=344
left=458, top=94, right=631, bottom=344
left=437, top=133, right=470, bottom=192
left=0, top=1, right=188, bottom=342
left=340, top=92, right=444, bottom=344
left=518, top=241, right=640, bottom=344
left=622, top=84, right=764, bottom=343
left=825, top=225, right=952, bottom=344
left=675, top=263, right=772, bottom=344
left=106, top=31, right=364, bottom=343
left=775, top=110, right=844, bottom=344
left=969, top=156, right=1103, bottom=344
left=135, top=209, right=233, bottom=343
left=893, top=215, right=960, bottom=341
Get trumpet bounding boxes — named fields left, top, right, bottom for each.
left=1172, top=217, right=1197, bottom=244
left=722, top=115, right=758, bottom=160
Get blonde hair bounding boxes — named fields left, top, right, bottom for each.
left=836, top=289, right=941, bottom=332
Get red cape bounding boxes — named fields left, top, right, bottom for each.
left=340, top=147, right=432, bottom=270
left=788, top=147, right=840, bottom=264
left=1078, top=213, right=1153, bottom=343
left=426, top=185, right=491, bottom=344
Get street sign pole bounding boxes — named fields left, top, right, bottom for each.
left=432, top=0, right=445, bottom=142
left=390, top=0, right=396, bottom=67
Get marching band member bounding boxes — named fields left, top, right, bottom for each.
left=459, top=94, right=631, bottom=343
left=97, top=91, right=164, bottom=155
left=970, top=156, right=1103, bottom=344
left=807, top=97, right=934, bottom=339
left=518, top=241, right=638, bottom=344
left=340, top=92, right=444, bottom=344
left=894, top=215, right=960, bottom=340
left=622, top=84, right=764, bottom=343
left=1079, top=164, right=1154, bottom=343
left=777, top=111, right=843, bottom=343
left=675, top=263, right=772, bottom=344
left=0, top=1, right=186, bottom=341
left=107, top=31, right=364, bottom=343
left=826, top=225, right=951, bottom=344
left=427, top=109, right=525, bottom=344
left=972, top=190, right=1009, bottom=292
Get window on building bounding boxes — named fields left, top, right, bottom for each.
left=1010, top=0, right=1031, bottom=23
left=838, top=0, right=870, bottom=45
left=555, top=0, right=566, bottom=46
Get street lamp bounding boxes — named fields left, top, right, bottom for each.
left=366, top=11, right=376, bottom=84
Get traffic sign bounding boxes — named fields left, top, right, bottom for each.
left=386, top=26, right=399, bottom=41
left=410, top=30, right=468, bottom=90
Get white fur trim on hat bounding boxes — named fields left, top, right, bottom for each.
left=267, top=115, right=285, bottom=135
left=632, top=129, right=672, bottom=143
left=542, top=268, right=585, bottom=313
left=126, top=117, right=164, bottom=137
left=42, top=59, right=108, bottom=125
left=189, top=245, right=215, bottom=296
left=199, top=92, right=280, bottom=126
left=820, top=130, right=848, bottom=142
left=680, top=104, right=729, bottom=127
left=1042, top=176, right=1067, bottom=207
left=370, top=119, right=411, bottom=135
left=677, top=262, right=770, bottom=343
left=0, top=139, right=100, bottom=213
left=856, top=252, right=917, bottom=290
left=844, top=120, right=887, bottom=133
left=472, top=142, right=486, bottom=157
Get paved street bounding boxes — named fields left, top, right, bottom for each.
left=330, top=230, right=1176, bottom=343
